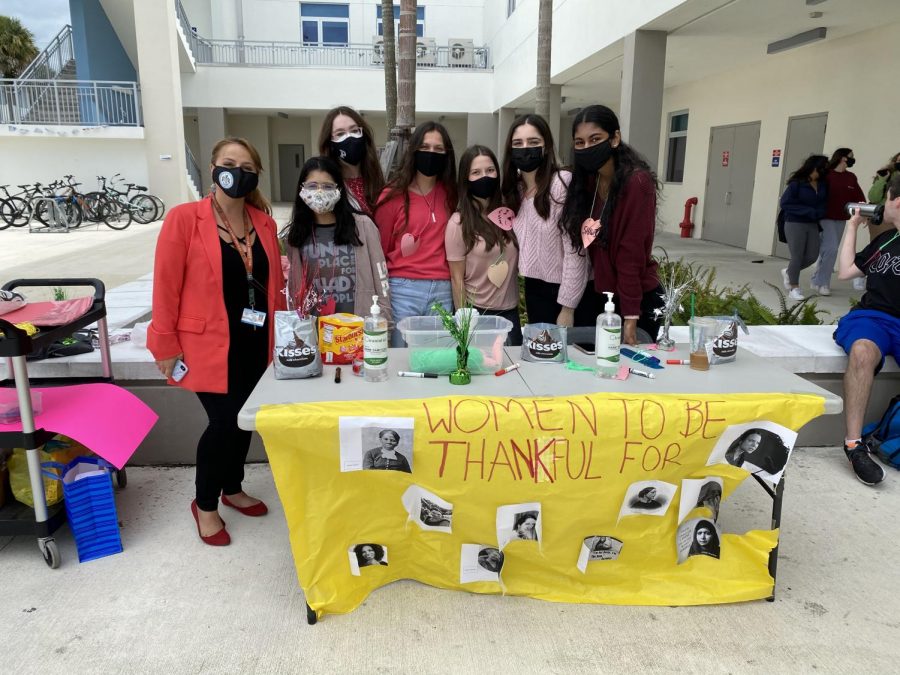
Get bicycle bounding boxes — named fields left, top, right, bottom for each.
left=29, top=186, right=82, bottom=232
left=105, top=173, right=165, bottom=223
left=0, top=183, right=45, bottom=228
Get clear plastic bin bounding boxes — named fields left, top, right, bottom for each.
left=397, top=315, right=512, bottom=375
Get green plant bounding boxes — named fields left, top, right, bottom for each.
left=653, top=253, right=826, bottom=326
left=432, top=302, right=476, bottom=384
left=52, top=287, right=67, bottom=301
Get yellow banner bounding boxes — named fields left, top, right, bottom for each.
left=257, top=392, right=824, bottom=619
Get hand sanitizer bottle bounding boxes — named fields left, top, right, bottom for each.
left=595, top=291, right=621, bottom=378
left=364, top=295, right=389, bottom=382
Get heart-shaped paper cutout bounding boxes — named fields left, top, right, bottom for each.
left=319, top=296, right=336, bottom=316
left=487, top=206, right=515, bottom=231
left=400, top=233, right=419, bottom=257
left=487, top=260, right=509, bottom=288
left=581, top=217, right=601, bottom=249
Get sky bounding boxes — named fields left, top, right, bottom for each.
left=2, top=0, right=72, bottom=50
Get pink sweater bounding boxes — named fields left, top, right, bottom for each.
left=512, top=170, right=589, bottom=308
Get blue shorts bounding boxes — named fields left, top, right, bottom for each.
left=833, top=309, right=900, bottom=374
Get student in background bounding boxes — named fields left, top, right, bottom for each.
left=866, top=151, right=900, bottom=239
left=318, top=106, right=385, bottom=216
left=375, top=122, right=457, bottom=346
left=500, top=114, right=591, bottom=328
left=445, top=145, right=522, bottom=345
left=812, top=148, right=864, bottom=296
left=779, top=154, right=828, bottom=301
left=560, top=105, right=663, bottom=345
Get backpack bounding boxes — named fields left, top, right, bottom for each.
left=863, top=394, right=900, bottom=469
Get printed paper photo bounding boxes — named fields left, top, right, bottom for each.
left=577, top=536, right=624, bottom=573
left=400, top=485, right=453, bottom=532
left=338, top=416, right=414, bottom=472
left=706, top=420, right=797, bottom=484
left=618, top=481, right=677, bottom=519
left=460, top=544, right=504, bottom=583
left=496, top=502, right=541, bottom=550
left=348, top=543, right=389, bottom=576
left=676, top=518, right=721, bottom=564
left=678, top=477, right=724, bottom=524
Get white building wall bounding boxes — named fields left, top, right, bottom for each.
left=658, top=21, right=900, bottom=255
left=227, top=114, right=274, bottom=198
left=0, top=136, right=148, bottom=194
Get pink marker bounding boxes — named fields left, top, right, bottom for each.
left=495, top=363, right=521, bottom=377
left=666, top=359, right=689, bottom=365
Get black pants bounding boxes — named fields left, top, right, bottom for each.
left=194, top=363, right=264, bottom=512
left=523, top=277, right=601, bottom=327
left=475, top=305, right=523, bottom=346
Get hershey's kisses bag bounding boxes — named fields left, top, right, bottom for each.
left=521, top=323, right=568, bottom=363
left=273, top=311, right=323, bottom=379
left=707, top=314, right=748, bottom=365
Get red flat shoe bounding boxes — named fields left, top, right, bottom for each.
left=222, top=493, right=268, bottom=517
left=191, top=500, right=231, bottom=546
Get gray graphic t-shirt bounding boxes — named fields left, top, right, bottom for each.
left=303, top=225, right=357, bottom=315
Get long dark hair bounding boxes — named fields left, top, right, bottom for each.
left=689, top=519, right=720, bottom=555
left=377, top=121, right=457, bottom=235
left=500, top=113, right=563, bottom=220
left=788, top=154, right=828, bottom=184
left=284, top=156, right=362, bottom=249
left=559, top=105, right=660, bottom=252
left=826, top=147, right=852, bottom=171
left=317, top=106, right=385, bottom=210
left=457, top=145, right=515, bottom=254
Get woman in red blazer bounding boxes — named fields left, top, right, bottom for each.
left=148, top=137, right=285, bottom=546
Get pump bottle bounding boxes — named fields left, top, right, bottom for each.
left=595, top=291, right=621, bottom=378
left=364, top=295, right=389, bottom=382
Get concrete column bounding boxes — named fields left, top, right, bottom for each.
left=133, top=0, right=190, bottom=208
left=466, top=113, right=498, bottom=154
left=197, top=107, right=226, bottom=176
left=497, top=107, right=517, bottom=164
left=619, top=30, right=667, bottom=173
left=558, top=113, right=572, bottom=166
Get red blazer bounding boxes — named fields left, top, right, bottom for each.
left=147, top=196, right=286, bottom=393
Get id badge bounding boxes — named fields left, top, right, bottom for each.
left=241, top=307, right=266, bottom=327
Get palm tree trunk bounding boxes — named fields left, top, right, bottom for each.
left=381, top=0, right=397, bottom=133
left=535, top=0, right=552, bottom=120
left=396, top=0, right=416, bottom=132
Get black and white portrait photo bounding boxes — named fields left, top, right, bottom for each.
left=338, top=416, right=414, bottom=472
left=706, top=421, right=798, bottom=485
left=678, top=477, right=724, bottom=524
left=496, top=502, right=542, bottom=549
left=676, top=518, right=722, bottom=564
left=400, top=485, right=453, bottom=533
left=577, top=535, right=624, bottom=572
left=619, top=481, right=677, bottom=518
left=460, top=544, right=504, bottom=583
left=348, top=543, right=389, bottom=576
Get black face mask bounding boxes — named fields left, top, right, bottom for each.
left=468, top=176, right=498, bottom=199
left=213, top=166, right=259, bottom=199
left=415, top=150, right=448, bottom=178
left=894, top=162, right=900, bottom=172
left=845, top=157, right=856, bottom=168
left=574, top=140, right=614, bottom=173
left=333, top=135, right=366, bottom=166
left=510, top=147, right=543, bottom=173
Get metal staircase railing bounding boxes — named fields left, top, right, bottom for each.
left=18, top=25, right=75, bottom=81
left=0, top=79, right=142, bottom=126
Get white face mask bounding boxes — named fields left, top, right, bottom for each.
left=300, top=187, right=341, bottom=214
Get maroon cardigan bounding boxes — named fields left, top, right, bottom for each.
left=589, top=170, right=659, bottom=317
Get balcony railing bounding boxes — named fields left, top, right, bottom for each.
left=18, top=25, right=75, bottom=81
left=191, top=39, right=491, bottom=70
left=0, top=79, right=142, bottom=127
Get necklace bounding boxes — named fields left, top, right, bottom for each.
left=210, top=192, right=257, bottom=308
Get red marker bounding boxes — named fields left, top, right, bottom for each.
left=495, top=363, right=521, bottom=376
left=666, top=359, right=689, bottom=365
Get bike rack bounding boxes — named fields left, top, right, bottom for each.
left=28, top=197, right=73, bottom=234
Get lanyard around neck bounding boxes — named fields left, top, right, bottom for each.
left=210, top=193, right=256, bottom=307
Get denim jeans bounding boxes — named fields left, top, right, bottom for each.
left=389, top=277, right=453, bottom=347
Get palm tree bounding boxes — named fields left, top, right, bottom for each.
left=381, top=0, right=397, bottom=134
left=535, top=0, right=552, bottom=120
left=0, top=16, right=39, bottom=78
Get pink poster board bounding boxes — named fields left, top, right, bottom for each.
left=0, top=384, right=157, bottom=469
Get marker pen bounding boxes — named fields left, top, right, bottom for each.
left=495, top=363, right=521, bottom=376
left=398, top=371, right=439, bottom=378
left=334, top=367, right=342, bottom=383
left=628, top=367, right=655, bottom=379
left=666, top=359, right=690, bottom=365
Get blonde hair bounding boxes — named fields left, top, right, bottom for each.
left=210, top=137, right=272, bottom=215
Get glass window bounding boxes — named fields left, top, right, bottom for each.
left=665, top=111, right=689, bottom=183
left=376, top=5, right=425, bottom=38
left=300, top=3, right=349, bottom=45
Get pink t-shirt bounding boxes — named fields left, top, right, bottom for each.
left=445, top=212, right=520, bottom=311
left=374, top=184, right=450, bottom=280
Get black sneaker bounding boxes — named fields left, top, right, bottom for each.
left=844, top=442, right=886, bottom=486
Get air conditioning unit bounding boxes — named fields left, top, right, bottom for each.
left=415, top=37, right=436, bottom=66
left=448, top=38, right=474, bottom=67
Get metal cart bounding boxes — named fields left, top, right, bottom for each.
left=0, top=278, right=122, bottom=568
